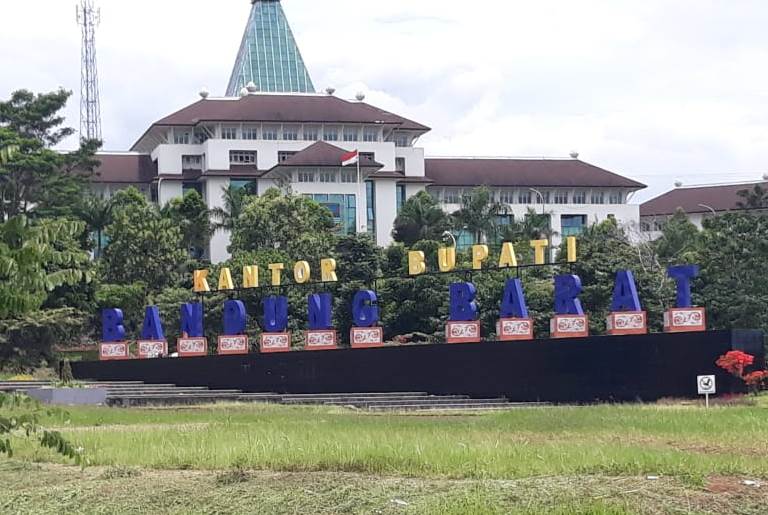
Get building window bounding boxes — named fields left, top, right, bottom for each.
left=518, top=190, right=532, bottom=204
left=319, top=170, right=337, bottom=183
left=221, top=126, right=238, bottom=140
left=444, top=188, right=460, bottom=204
left=242, top=126, right=258, bottom=140
left=297, top=169, right=315, bottom=182
left=561, top=214, right=587, bottom=236
left=456, top=230, right=474, bottom=251
left=303, top=126, right=319, bottom=141
left=609, top=191, right=623, bottom=204
left=182, top=181, right=202, bottom=195
left=363, top=128, right=378, bottom=142
left=653, top=220, right=665, bottom=231
left=640, top=221, right=651, bottom=232
left=182, top=155, right=203, bottom=170
left=263, top=126, right=278, bottom=140
left=283, top=126, right=299, bottom=141
left=229, top=150, right=257, bottom=165
left=554, top=191, right=569, bottom=204
left=231, top=179, right=257, bottom=195
left=341, top=170, right=356, bottom=183
left=395, top=157, right=406, bottom=172
left=591, top=191, right=605, bottom=204
left=498, top=189, right=514, bottom=204
left=394, top=134, right=409, bottom=147
left=573, top=191, right=586, bottom=204
left=307, top=194, right=357, bottom=235
left=343, top=127, right=359, bottom=142
left=323, top=127, right=339, bottom=141
left=396, top=184, right=406, bottom=213
left=278, top=151, right=297, bottom=162
left=360, top=152, right=375, bottom=163
left=193, top=129, right=209, bottom=144
left=174, top=131, right=190, bottom=144
left=366, top=180, right=376, bottom=236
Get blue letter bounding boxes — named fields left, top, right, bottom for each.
left=668, top=265, right=699, bottom=308
left=449, top=282, right=478, bottom=321
left=554, top=275, right=584, bottom=315
left=223, top=300, right=247, bottom=336
left=102, top=308, right=125, bottom=342
left=611, top=270, right=642, bottom=312
left=180, top=303, right=204, bottom=337
left=500, top=278, right=529, bottom=318
left=352, top=290, right=379, bottom=327
left=141, top=306, right=165, bottom=340
left=308, top=293, right=333, bottom=330
left=263, top=296, right=288, bottom=332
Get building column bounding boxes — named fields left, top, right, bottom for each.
left=205, top=177, right=231, bottom=264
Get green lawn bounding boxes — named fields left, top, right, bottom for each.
left=3, top=400, right=768, bottom=514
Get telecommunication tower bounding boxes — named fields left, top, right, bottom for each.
left=76, top=0, right=102, bottom=141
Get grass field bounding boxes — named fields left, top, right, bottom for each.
left=3, top=399, right=768, bottom=514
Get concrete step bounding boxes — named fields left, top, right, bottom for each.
left=280, top=392, right=428, bottom=398
left=101, top=387, right=213, bottom=394
left=322, top=398, right=509, bottom=407
left=368, top=403, right=525, bottom=411
left=106, top=390, right=244, bottom=399
left=281, top=395, right=471, bottom=405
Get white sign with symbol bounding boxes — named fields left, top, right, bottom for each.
left=697, top=375, right=716, bottom=395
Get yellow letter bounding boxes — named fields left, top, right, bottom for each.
left=437, top=247, right=456, bottom=272
left=321, top=258, right=338, bottom=282
left=408, top=251, right=426, bottom=275
left=472, top=245, right=489, bottom=270
left=193, top=270, right=210, bottom=292
left=243, top=265, right=259, bottom=288
left=268, top=263, right=285, bottom=286
left=293, top=261, right=311, bottom=284
left=567, top=237, right=577, bottom=263
left=530, top=239, right=549, bottom=265
left=218, top=267, right=234, bottom=290
left=498, top=242, right=518, bottom=268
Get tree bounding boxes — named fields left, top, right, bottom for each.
left=75, top=195, right=114, bottom=258
left=698, top=213, right=768, bottom=334
left=0, top=89, right=100, bottom=219
left=0, top=216, right=91, bottom=318
left=101, top=201, right=186, bottom=291
left=392, top=191, right=452, bottom=246
left=211, top=185, right=251, bottom=234
left=451, top=186, right=504, bottom=244
left=736, top=184, right=768, bottom=210
left=230, top=188, right=336, bottom=257
left=501, top=207, right=555, bottom=243
left=654, top=209, right=700, bottom=263
left=162, top=189, right=213, bottom=258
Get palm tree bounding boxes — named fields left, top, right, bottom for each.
left=211, top=185, right=250, bottom=233
left=392, top=190, right=452, bottom=245
left=450, top=186, right=504, bottom=244
left=736, top=185, right=767, bottom=210
left=74, top=195, right=113, bottom=258
left=501, top=207, right=556, bottom=242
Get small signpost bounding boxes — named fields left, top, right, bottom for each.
left=697, top=375, right=716, bottom=407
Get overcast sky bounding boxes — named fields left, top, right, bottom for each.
left=2, top=0, right=768, bottom=201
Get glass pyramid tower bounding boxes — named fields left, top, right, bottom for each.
left=226, top=0, right=315, bottom=95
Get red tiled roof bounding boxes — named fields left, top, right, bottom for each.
left=640, top=182, right=767, bottom=216
left=268, top=141, right=383, bottom=171
left=90, top=153, right=156, bottom=184
left=150, top=95, right=429, bottom=131
left=424, top=158, right=645, bottom=189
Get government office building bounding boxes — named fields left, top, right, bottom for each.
left=91, top=0, right=646, bottom=263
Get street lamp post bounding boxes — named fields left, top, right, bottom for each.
left=442, top=230, right=457, bottom=248
left=529, top=187, right=545, bottom=215
left=697, top=204, right=717, bottom=216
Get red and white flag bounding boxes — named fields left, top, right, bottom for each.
left=341, top=150, right=359, bottom=167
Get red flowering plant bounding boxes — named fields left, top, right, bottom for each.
left=716, top=350, right=767, bottom=394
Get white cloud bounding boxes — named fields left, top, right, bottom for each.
left=2, top=0, right=768, bottom=202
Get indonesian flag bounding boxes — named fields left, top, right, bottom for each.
left=341, top=150, right=359, bottom=166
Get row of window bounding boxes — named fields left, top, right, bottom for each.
left=297, top=169, right=359, bottom=183
left=172, top=126, right=410, bottom=145
left=439, top=188, right=623, bottom=205
left=183, top=151, right=390, bottom=169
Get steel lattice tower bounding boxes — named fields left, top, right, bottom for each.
left=77, top=0, right=102, bottom=141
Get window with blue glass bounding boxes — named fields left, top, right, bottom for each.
left=230, top=179, right=258, bottom=195
left=366, top=181, right=376, bottom=237
left=396, top=184, right=406, bottom=213
left=306, top=193, right=356, bottom=235
left=561, top=214, right=587, bottom=236
left=456, top=230, right=474, bottom=251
